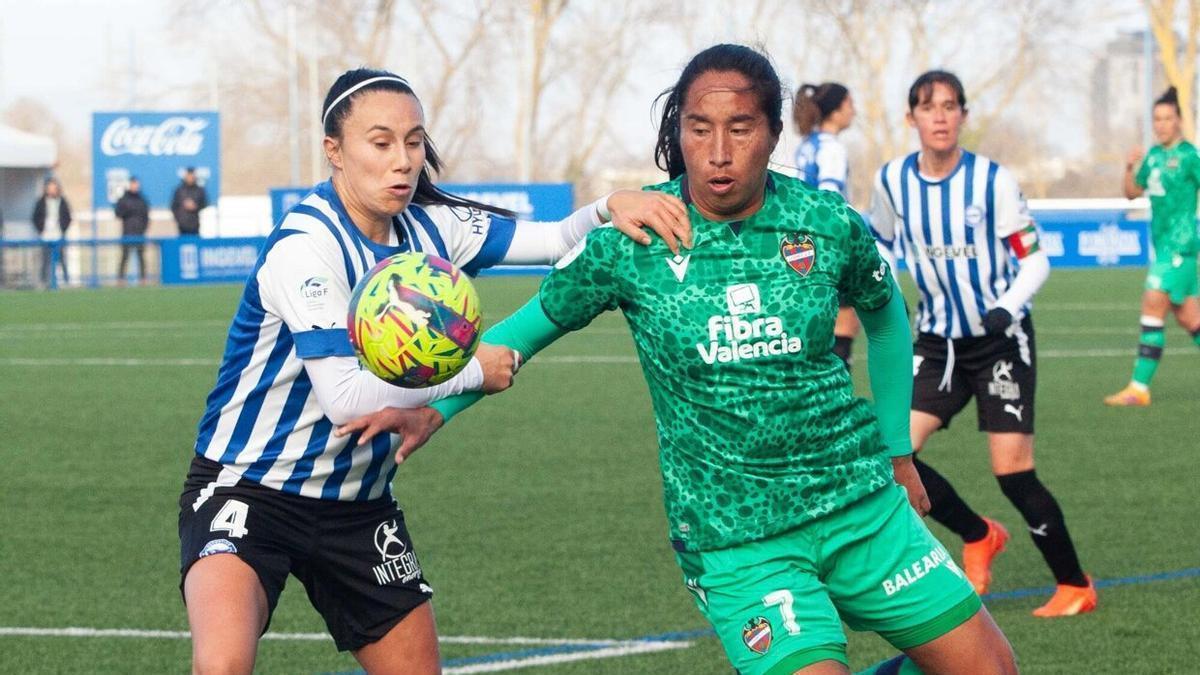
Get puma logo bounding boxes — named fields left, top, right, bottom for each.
left=1003, top=404, right=1023, bottom=422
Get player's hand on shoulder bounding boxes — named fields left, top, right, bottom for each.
left=334, top=406, right=445, bottom=463
left=892, top=454, right=931, bottom=517
left=607, top=190, right=693, bottom=255
left=982, top=307, right=1013, bottom=335
left=476, top=343, right=520, bottom=394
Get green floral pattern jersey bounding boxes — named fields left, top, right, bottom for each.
left=1136, top=140, right=1200, bottom=255
left=539, top=171, right=896, bottom=551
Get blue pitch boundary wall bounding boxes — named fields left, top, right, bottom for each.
left=0, top=209, right=1166, bottom=288
left=324, top=567, right=1200, bottom=673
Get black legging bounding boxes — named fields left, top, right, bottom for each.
left=118, top=243, right=146, bottom=280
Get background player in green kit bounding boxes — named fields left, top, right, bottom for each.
left=1106, top=86, right=1200, bottom=406
left=343, top=45, right=1016, bottom=675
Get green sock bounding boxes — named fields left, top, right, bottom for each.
left=1131, top=318, right=1165, bottom=387
left=854, top=654, right=923, bottom=674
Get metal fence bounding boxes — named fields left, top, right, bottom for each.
left=0, top=237, right=163, bottom=290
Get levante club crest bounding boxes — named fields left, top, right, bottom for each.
left=742, top=616, right=773, bottom=654
left=780, top=234, right=815, bottom=276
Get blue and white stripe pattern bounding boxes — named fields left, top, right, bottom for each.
left=869, top=151, right=1031, bottom=339
left=795, top=131, right=849, bottom=199
left=194, top=180, right=515, bottom=501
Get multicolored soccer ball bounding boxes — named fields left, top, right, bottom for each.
left=347, top=252, right=482, bottom=388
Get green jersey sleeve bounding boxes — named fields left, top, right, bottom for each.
left=539, top=228, right=627, bottom=330
left=1135, top=153, right=1150, bottom=189
left=839, top=208, right=894, bottom=312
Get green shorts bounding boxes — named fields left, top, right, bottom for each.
left=1145, top=253, right=1199, bottom=305
left=675, top=484, right=980, bottom=675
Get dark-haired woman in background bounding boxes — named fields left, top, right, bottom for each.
left=795, top=82, right=861, bottom=370
left=176, top=68, right=690, bottom=673
left=1106, top=86, right=1200, bottom=406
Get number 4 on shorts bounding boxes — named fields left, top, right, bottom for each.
left=210, top=499, right=250, bottom=539
left=763, top=590, right=801, bottom=635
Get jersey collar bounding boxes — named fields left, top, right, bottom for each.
left=316, top=179, right=407, bottom=258
left=679, top=172, right=777, bottom=241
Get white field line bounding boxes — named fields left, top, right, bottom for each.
left=0, top=320, right=228, bottom=333
left=0, top=626, right=637, bottom=646
left=0, top=303, right=1141, bottom=334
left=0, top=626, right=693, bottom=673
left=2, top=349, right=1198, bottom=370
left=443, top=640, right=692, bottom=674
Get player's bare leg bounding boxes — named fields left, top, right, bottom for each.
left=1172, top=295, right=1200, bottom=332
left=353, top=600, right=441, bottom=674
left=184, top=554, right=268, bottom=675
left=902, top=607, right=1016, bottom=674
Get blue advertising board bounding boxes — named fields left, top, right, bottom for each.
left=439, top=183, right=573, bottom=221
left=161, top=237, right=262, bottom=285
left=269, top=186, right=313, bottom=226
left=1031, top=210, right=1149, bottom=268
left=93, top=111, right=220, bottom=209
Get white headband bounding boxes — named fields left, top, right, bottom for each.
left=321, top=76, right=411, bottom=127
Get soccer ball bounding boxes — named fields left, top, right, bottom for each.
left=347, top=252, right=482, bottom=388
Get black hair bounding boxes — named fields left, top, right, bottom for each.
left=1154, top=86, right=1181, bottom=116
left=907, top=70, right=968, bottom=112
left=793, top=82, right=849, bottom=133
left=654, top=44, right=785, bottom=179
left=322, top=67, right=515, bottom=218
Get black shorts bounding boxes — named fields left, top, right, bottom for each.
left=912, top=316, right=1036, bottom=434
left=178, top=456, right=432, bottom=652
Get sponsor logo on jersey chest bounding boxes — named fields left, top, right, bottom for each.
left=697, top=284, right=803, bottom=365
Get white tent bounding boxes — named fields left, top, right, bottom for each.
left=1, top=123, right=58, bottom=239
left=0, top=124, right=57, bottom=167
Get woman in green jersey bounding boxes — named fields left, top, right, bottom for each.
left=1106, top=86, right=1200, bottom=406
left=344, top=45, right=1016, bottom=675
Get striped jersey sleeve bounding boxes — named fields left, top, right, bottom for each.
left=408, top=204, right=517, bottom=275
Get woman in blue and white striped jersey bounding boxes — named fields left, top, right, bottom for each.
left=177, top=67, right=691, bottom=673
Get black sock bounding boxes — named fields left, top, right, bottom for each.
left=914, top=458, right=989, bottom=542
left=832, top=335, right=853, bottom=370
left=997, top=470, right=1088, bottom=587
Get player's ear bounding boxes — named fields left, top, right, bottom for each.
left=324, top=137, right=342, bottom=170
left=905, top=111, right=916, bottom=129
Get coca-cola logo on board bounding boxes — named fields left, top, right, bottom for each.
left=100, top=117, right=209, bottom=156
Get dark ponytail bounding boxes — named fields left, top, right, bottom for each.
left=793, top=82, right=849, bottom=134
left=1155, top=86, right=1181, bottom=116
left=654, top=44, right=785, bottom=179
left=322, top=68, right=516, bottom=218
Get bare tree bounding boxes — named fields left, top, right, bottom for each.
left=1144, top=0, right=1199, bottom=139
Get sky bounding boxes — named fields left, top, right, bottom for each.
left=0, top=0, right=203, bottom=135
left=0, top=0, right=1157, bottom=166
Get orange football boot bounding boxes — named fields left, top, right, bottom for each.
left=963, top=517, right=1009, bottom=595
left=1033, top=575, right=1098, bottom=617
left=1103, top=384, right=1150, bottom=407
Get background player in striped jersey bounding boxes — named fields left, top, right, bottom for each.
left=868, top=70, right=1096, bottom=617
left=177, top=68, right=691, bottom=673
left=349, top=44, right=1017, bottom=675
left=1105, top=86, right=1200, bottom=407
left=794, top=82, right=862, bottom=370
